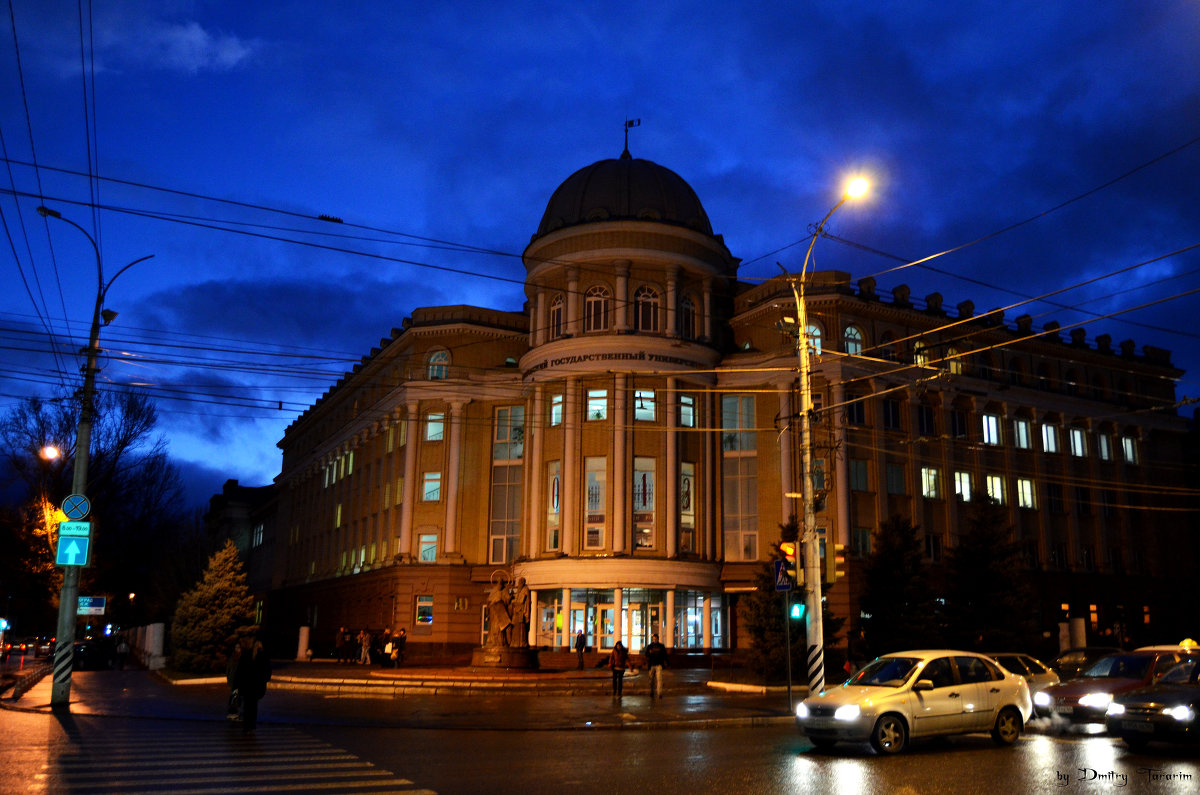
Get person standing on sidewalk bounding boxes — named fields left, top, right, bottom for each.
left=644, top=634, right=668, bottom=698
left=608, top=641, right=629, bottom=698
left=574, top=630, right=586, bottom=670
left=233, top=631, right=271, bottom=733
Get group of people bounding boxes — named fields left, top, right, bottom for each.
left=225, top=629, right=271, bottom=733
left=604, top=633, right=669, bottom=698
left=335, top=626, right=407, bottom=667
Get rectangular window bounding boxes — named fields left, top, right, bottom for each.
left=425, top=412, right=445, bottom=441
left=851, top=527, right=872, bottom=557
left=1098, top=434, right=1112, bottom=461
left=252, top=523, right=264, bottom=547
left=885, top=463, right=906, bottom=495
left=925, top=533, right=943, bottom=562
left=982, top=413, right=1001, bottom=445
left=1041, top=424, right=1059, bottom=453
left=585, top=457, right=606, bottom=548
left=679, top=394, right=696, bottom=428
left=546, top=460, right=561, bottom=550
left=634, top=390, right=656, bottom=422
left=950, top=410, right=968, bottom=439
left=917, top=405, right=936, bottom=437
left=845, top=395, right=865, bottom=426
left=395, top=476, right=404, bottom=506
left=1017, top=478, right=1037, bottom=509
left=422, top=472, right=442, bottom=502
left=954, top=471, right=973, bottom=501
left=1121, top=436, right=1139, bottom=464
left=812, top=458, right=826, bottom=493
left=386, top=424, right=395, bottom=453
left=986, top=474, right=1005, bottom=504
left=493, top=406, right=525, bottom=460
left=335, top=503, right=343, bottom=528
left=721, top=456, right=758, bottom=561
left=680, top=462, right=696, bottom=554
left=489, top=463, right=523, bottom=564
left=549, top=394, right=563, bottom=426
left=849, top=459, right=869, bottom=492
left=1013, top=419, right=1031, bottom=450
left=633, top=457, right=655, bottom=548
left=921, top=466, right=942, bottom=499
left=587, top=390, right=608, bottom=421
left=883, top=399, right=902, bottom=431
left=1069, top=427, right=1087, bottom=458
left=721, top=395, right=756, bottom=451
left=415, top=595, right=433, bottom=625
left=397, top=419, right=407, bottom=448
left=418, top=533, right=437, bottom=562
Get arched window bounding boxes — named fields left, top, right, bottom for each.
left=945, top=346, right=963, bottom=375
left=584, top=286, right=610, bottom=332
left=843, top=325, right=863, bottom=355
left=914, top=345, right=929, bottom=367
left=634, top=285, right=660, bottom=332
left=427, top=350, right=450, bottom=380
left=805, top=322, right=823, bottom=356
left=549, top=294, right=564, bottom=340
left=678, top=295, right=697, bottom=340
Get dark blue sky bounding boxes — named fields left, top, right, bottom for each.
left=2, top=1, right=1198, bottom=509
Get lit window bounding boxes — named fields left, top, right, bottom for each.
left=914, top=345, right=929, bottom=367
left=422, top=472, right=442, bottom=501
left=954, top=471, right=972, bottom=501
left=416, top=595, right=433, bottom=625
left=418, top=534, right=437, bottom=562
left=1013, top=419, right=1031, bottom=450
left=584, top=286, right=610, bottom=332
left=1017, top=478, right=1037, bottom=509
left=806, top=323, right=823, bottom=356
left=679, top=394, right=695, bottom=428
left=493, top=406, right=524, bottom=460
left=1041, top=424, right=1059, bottom=454
left=634, top=390, right=656, bottom=421
left=1098, top=434, right=1112, bottom=461
left=1069, top=428, right=1087, bottom=458
left=633, top=457, right=655, bottom=548
left=986, top=474, right=1005, bottom=504
left=921, top=467, right=942, bottom=499
left=946, top=346, right=963, bottom=375
left=549, top=394, right=563, bottom=426
left=427, top=350, right=449, bottom=380
left=335, top=503, right=342, bottom=528
left=982, top=413, right=1002, bottom=445
left=585, top=457, right=606, bottom=549
left=587, top=390, right=607, bottom=421
left=1121, top=436, right=1139, bottom=464
left=843, top=325, right=863, bottom=355
left=546, top=460, right=561, bottom=550
left=425, top=412, right=445, bottom=441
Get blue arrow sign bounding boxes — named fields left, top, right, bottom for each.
left=56, top=536, right=90, bottom=567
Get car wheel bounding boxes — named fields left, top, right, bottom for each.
left=870, top=714, right=908, bottom=754
left=991, top=706, right=1023, bottom=745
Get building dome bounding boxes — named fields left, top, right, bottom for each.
left=534, top=150, right=713, bottom=239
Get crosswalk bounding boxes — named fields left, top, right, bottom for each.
left=32, top=721, right=434, bottom=794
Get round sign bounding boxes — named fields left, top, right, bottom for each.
left=62, top=494, right=91, bottom=520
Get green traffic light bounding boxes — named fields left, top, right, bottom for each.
left=790, top=602, right=806, bottom=620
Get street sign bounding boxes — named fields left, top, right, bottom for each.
left=62, top=494, right=91, bottom=520
left=58, top=520, right=91, bottom=537
left=56, top=536, right=90, bottom=567
left=774, top=559, right=793, bottom=591
left=77, top=596, right=106, bottom=616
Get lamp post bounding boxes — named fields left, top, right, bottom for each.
left=782, top=177, right=868, bottom=697
left=37, top=205, right=152, bottom=710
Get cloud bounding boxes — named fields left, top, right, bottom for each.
left=142, top=20, right=257, bottom=73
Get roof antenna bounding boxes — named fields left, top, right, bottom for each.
left=623, top=118, right=641, bottom=159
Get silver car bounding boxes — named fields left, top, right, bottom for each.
left=795, top=650, right=1034, bottom=754
left=989, top=652, right=1060, bottom=710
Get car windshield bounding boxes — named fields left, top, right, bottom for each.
left=1083, top=654, right=1152, bottom=680
left=849, top=656, right=920, bottom=687
left=1158, top=661, right=1200, bottom=685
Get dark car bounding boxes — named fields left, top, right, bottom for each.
left=1051, top=646, right=1124, bottom=680
left=1035, top=648, right=1200, bottom=724
left=1106, top=659, right=1200, bottom=748
left=73, top=637, right=118, bottom=670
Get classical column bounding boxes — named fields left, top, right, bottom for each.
left=702, top=278, right=713, bottom=341
left=665, top=589, right=676, bottom=648
left=399, top=402, right=419, bottom=560
left=613, top=373, right=627, bottom=554
left=563, top=378, right=579, bottom=556
left=665, top=265, right=679, bottom=337
left=614, top=260, right=630, bottom=332
left=613, top=587, right=624, bottom=647
left=666, top=376, right=679, bottom=557
left=443, top=400, right=467, bottom=557
left=527, top=386, right=545, bottom=558
left=528, top=588, right=538, bottom=647
left=533, top=287, right=546, bottom=347
left=561, top=587, right=572, bottom=649
left=779, top=384, right=794, bottom=528
left=702, top=593, right=712, bottom=650
left=566, top=267, right=580, bottom=336
left=705, top=392, right=717, bottom=560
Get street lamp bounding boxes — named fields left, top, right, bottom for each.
left=37, top=205, right=152, bottom=710
left=782, top=177, right=869, bottom=696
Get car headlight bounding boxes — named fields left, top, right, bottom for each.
left=834, top=705, right=862, bottom=721
left=1105, top=703, right=1125, bottom=717
left=1033, top=691, right=1052, bottom=707
left=1078, top=693, right=1112, bottom=710
left=1164, top=705, right=1196, bottom=723
left=795, top=702, right=810, bottom=719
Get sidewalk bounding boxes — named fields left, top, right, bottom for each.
left=3, top=659, right=798, bottom=731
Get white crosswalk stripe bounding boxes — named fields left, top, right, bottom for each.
left=32, top=722, right=434, bottom=794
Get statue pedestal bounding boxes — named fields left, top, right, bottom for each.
left=471, top=647, right=539, bottom=670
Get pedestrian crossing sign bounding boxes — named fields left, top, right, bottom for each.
left=774, top=559, right=793, bottom=591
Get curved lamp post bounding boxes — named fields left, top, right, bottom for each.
left=782, top=177, right=868, bottom=697
left=37, top=205, right=152, bottom=710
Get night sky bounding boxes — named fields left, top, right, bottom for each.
left=2, top=2, right=1198, bottom=510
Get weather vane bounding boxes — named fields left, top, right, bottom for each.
left=623, top=118, right=641, bottom=156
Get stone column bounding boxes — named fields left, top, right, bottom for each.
left=666, top=265, right=679, bottom=337
left=665, top=589, right=676, bottom=648
left=665, top=376, right=679, bottom=557
left=566, top=267, right=580, bottom=336
left=443, top=400, right=467, bottom=557
left=613, top=373, right=627, bottom=554
left=533, top=287, right=546, bottom=347
left=528, top=588, right=538, bottom=647
left=614, top=260, right=630, bottom=332
left=702, top=593, right=712, bottom=650
left=702, top=278, right=714, bottom=341
left=528, top=386, right=545, bottom=558
left=562, top=587, right=572, bottom=648
left=399, top=402, right=419, bottom=560
left=563, top=378, right=579, bottom=556
left=613, top=587, right=624, bottom=647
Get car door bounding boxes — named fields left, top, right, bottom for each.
left=910, top=656, right=966, bottom=736
left=955, top=655, right=1003, bottom=730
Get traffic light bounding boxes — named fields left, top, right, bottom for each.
left=826, top=542, right=846, bottom=584
left=780, top=541, right=802, bottom=584
left=790, top=601, right=806, bottom=620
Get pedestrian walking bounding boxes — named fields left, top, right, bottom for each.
left=232, top=631, right=271, bottom=733
left=644, top=634, right=668, bottom=698
left=608, top=640, right=629, bottom=698
left=225, top=642, right=243, bottom=721
left=115, top=635, right=131, bottom=670
left=574, top=630, right=586, bottom=670
left=358, top=629, right=371, bottom=665
left=335, top=627, right=349, bottom=663
left=392, top=628, right=407, bottom=667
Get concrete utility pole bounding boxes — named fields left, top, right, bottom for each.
left=781, top=178, right=868, bottom=696
left=38, top=205, right=151, bottom=710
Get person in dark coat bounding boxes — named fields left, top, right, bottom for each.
left=644, top=634, right=669, bottom=698
left=575, top=630, right=586, bottom=670
left=233, top=631, right=271, bottom=733
left=608, top=641, right=629, bottom=698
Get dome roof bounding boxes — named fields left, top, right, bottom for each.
left=535, top=150, right=713, bottom=239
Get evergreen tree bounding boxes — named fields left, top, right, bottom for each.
left=860, top=514, right=943, bottom=654
left=170, top=539, right=255, bottom=673
left=944, top=496, right=1039, bottom=650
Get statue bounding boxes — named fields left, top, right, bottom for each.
left=509, top=576, right=531, bottom=648
left=486, top=574, right=512, bottom=648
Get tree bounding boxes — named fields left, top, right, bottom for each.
left=170, top=539, right=256, bottom=673
left=859, top=514, right=944, bottom=654
left=944, top=496, right=1039, bottom=650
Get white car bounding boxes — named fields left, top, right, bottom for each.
left=795, top=650, right=1034, bottom=754
left=988, top=652, right=1060, bottom=710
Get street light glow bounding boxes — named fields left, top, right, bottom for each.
left=40, top=445, right=60, bottom=460
left=845, top=177, right=869, bottom=199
